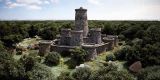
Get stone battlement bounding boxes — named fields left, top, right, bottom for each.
left=75, top=7, right=87, bottom=11
left=39, top=7, right=119, bottom=61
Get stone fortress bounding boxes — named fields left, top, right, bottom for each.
left=39, top=7, right=118, bottom=60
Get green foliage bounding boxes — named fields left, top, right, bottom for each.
left=67, top=47, right=88, bottom=69
left=20, top=56, right=37, bottom=71
left=0, top=51, right=26, bottom=80
left=0, top=41, right=4, bottom=51
left=137, top=66, right=160, bottom=80
left=28, top=25, right=39, bottom=37
left=2, top=34, right=23, bottom=47
left=39, top=27, right=58, bottom=40
left=89, top=65, right=134, bottom=80
left=122, top=25, right=142, bottom=40
left=106, top=53, right=116, bottom=61
left=44, top=52, right=61, bottom=66
left=57, top=71, right=73, bottom=80
left=71, top=67, right=92, bottom=80
left=26, top=63, right=55, bottom=80
left=115, top=42, right=160, bottom=67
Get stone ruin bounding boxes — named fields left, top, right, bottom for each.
left=39, top=7, right=119, bottom=60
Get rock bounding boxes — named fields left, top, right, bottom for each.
left=129, top=61, right=142, bottom=73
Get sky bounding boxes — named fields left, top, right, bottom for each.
left=0, top=0, right=160, bottom=20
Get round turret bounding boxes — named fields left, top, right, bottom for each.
left=60, top=28, right=71, bottom=45
left=70, top=30, right=83, bottom=46
left=90, top=28, right=102, bottom=44
left=39, top=40, right=52, bottom=56
left=82, top=44, right=97, bottom=60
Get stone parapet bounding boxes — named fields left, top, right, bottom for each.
left=50, top=44, right=77, bottom=53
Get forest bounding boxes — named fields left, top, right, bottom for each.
left=0, top=20, right=160, bottom=80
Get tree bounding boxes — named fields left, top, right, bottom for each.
left=72, top=67, right=92, bottom=80
left=0, top=51, right=26, bottom=80
left=44, top=52, right=61, bottom=66
left=57, top=71, right=73, bottom=80
left=138, top=66, right=160, bottom=80
left=26, top=63, right=55, bottom=80
left=67, top=47, right=88, bottom=69
left=89, top=65, right=134, bottom=80
left=28, top=25, right=39, bottom=38
left=2, top=34, right=23, bottom=47
left=39, top=27, right=57, bottom=40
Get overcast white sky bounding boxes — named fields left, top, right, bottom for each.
left=0, top=0, right=160, bottom=20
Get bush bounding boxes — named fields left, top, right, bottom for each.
left=60, top=50, right=71, bottom=57
left=67, top=47, right=88, bottom=69
left=70, top=47, right=87, bottom=64
left=57, top=71, right=73, bottom=80
left=39, top=27, right=57, bottom=40
left=71, top=67, right=92, bottom=80
left=89, top=65, right=134, bottom=80
left=0, top=41, right=4, bottom=51
left=0, top=51, right=26, bottom=80
left=2, top=34, right=23, bottom=47
left=26, top=63, right=55, bottom=80
left=137, top=66, right=160, bottom=80
left=114, top=46, right=131, bottom=60
left=106, top=53, right=116, bottom=61
left=16, top=51, right=23, bottom=55
left=44, top=52, right=61, bottom=66
left=66, top=59, right=77, bottom=69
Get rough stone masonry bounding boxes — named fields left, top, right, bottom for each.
left=39, top=7, right=119, bottom=60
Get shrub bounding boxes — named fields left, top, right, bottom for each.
left=44, top=52, right=61, bottom=66
left=70, top=47, right=87, bottom=65
left=26, top=63, right=55, bottom=80
left=71, top=67, right=92, bottom=80
left=66, top=59, right=77, bottom=69
left=67, top=47, right=88, bottom=69
left=89, top=65, right=134, bottom=80
left=60, top=50, right=71, bottom=57
left=106, top=53, right=116, bottom=61
left=57, top=71, right=73, bottom=80
left=137, top=66, right=160, bottom=80
left=114, top=46, right=131, bottom=60
left=39, top=27, right=57, bottom=40
left=16, top=51, right=23, bottom=55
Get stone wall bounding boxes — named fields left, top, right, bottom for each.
left=50, top=44, right=77, bottom=53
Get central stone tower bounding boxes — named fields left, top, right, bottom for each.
left=75, top=7, right=88, bottom=37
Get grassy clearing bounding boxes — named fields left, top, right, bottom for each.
left=17, top=37, right=40, bottom=48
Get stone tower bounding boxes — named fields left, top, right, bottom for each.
left=70, top=30, right=83, bottom=46
left=75, top=7, right=88, bottom=37
left=90, top=28, right=102, bottom=44
left=60, top=28, right=71, bottom=45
